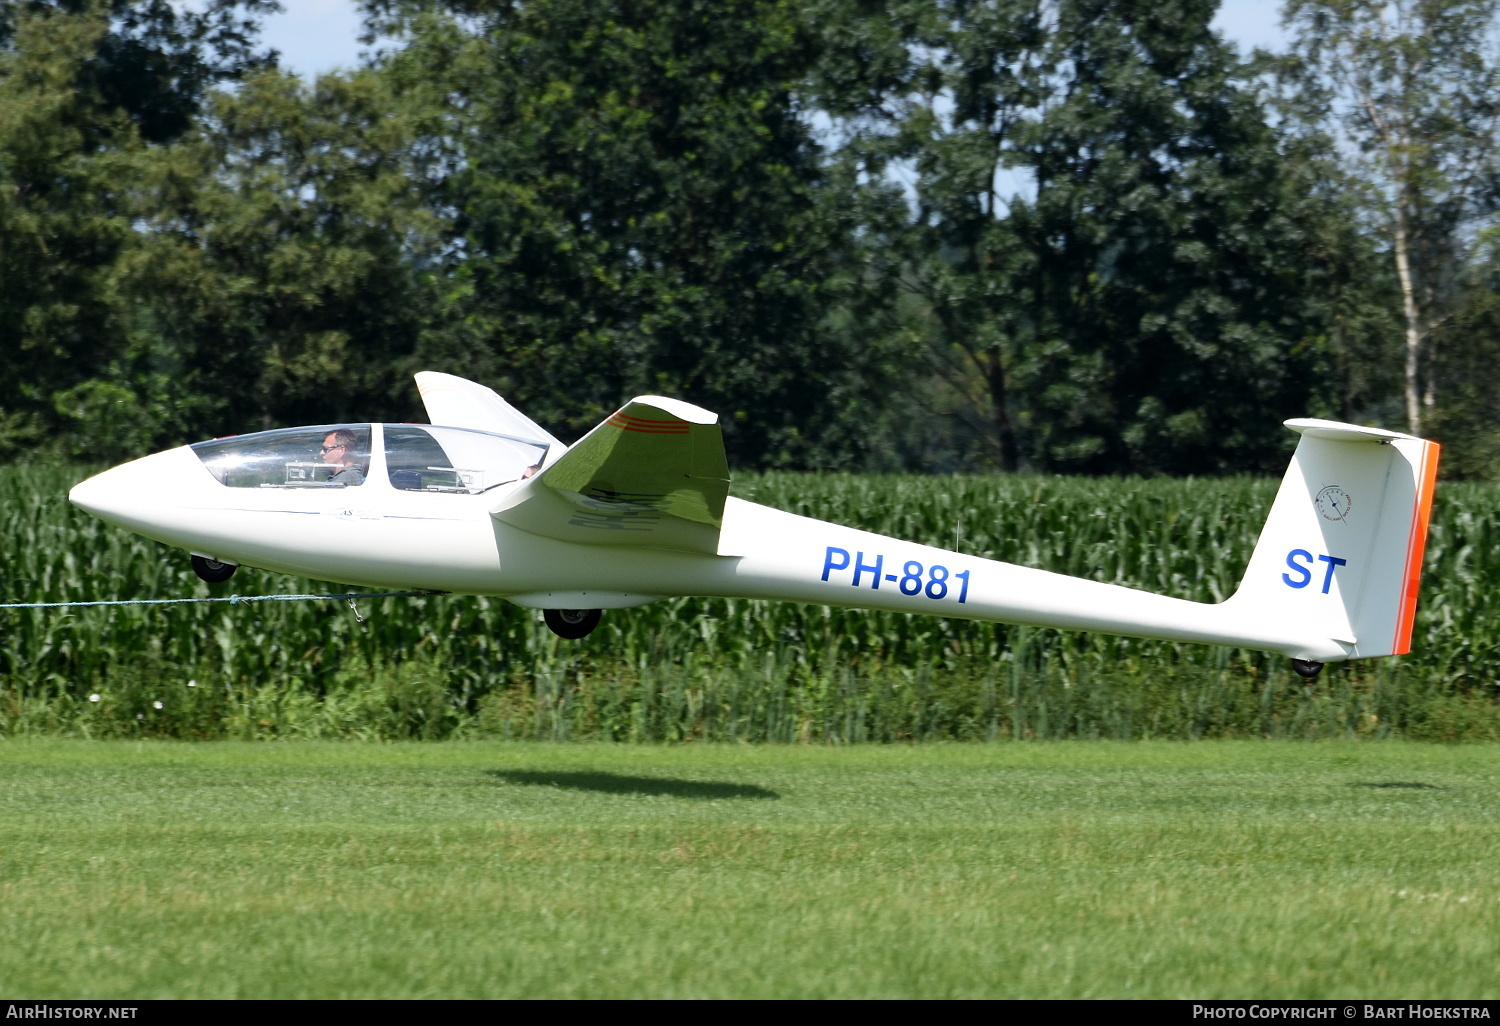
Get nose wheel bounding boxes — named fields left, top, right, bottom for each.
left=191, top=555, right=237, bottom=583
left=543, top=608, right=602, bottom=639
left=1291, top=658, right=1324, bottom=680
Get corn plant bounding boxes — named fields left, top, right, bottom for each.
left=1, top=465, right=1495, bottom=740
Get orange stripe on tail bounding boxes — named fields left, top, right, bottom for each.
left=1393, top=440, right=1441, bottom=655
left=607, top=411, right=690, bottom=434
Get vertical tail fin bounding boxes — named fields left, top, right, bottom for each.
left=1229, top=420, right=1440, bottom=660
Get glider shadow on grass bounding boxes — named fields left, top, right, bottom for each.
left=1350, top=781, right=1445, bottom=790
left=487, top=770, right=779, bottom=800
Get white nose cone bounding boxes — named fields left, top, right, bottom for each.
left=69, top=446, right=207, bottom=535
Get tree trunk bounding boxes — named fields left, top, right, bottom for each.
left=988, top=358, right=1018, bottom=472
left=1393, top=203, right=1426, bottom=435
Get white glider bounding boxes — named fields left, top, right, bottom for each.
left=69, top=372, right=1439, bottom=676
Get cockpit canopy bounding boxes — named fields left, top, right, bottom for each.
left=383, top=425, right=546, bottom=492
left=191, top=424, right=549, bottom=493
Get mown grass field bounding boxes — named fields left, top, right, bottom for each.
left=2, top=740, right=1498, bottom=998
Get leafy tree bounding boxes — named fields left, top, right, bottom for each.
left=135, top=67, right=442, bottom=435
left=0, top=0, right=278, bottom=143
left=874, top=0, right=1048, bottom=472
left=1280, top=0, right=1500, bottom=436
left=1012, top=0, right=1354, bottom=474
left=365, top=0, right=879, bottom=465
left=1421, top=225, right=1500, bottom=475
left=0, top=8, right=133, bottom=457
left=0, top=0, right=277, bottom=460
left=879, top=0, right=1356, bottom=474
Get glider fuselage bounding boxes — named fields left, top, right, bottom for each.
left=66, top=373, right=1441, bottom=669
left=69, top=427, right=1340, bottom=661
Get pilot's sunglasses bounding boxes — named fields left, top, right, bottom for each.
left=319, top=444, right=344, bottom=453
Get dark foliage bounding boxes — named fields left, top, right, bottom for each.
left=1, top=0, right=1492, bottom=474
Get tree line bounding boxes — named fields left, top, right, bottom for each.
left=3, top=0, right=1499, bottom=476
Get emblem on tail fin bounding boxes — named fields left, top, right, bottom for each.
left=1315, top=485, right=1353, bottom=522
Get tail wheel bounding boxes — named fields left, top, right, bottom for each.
left=191, top=555, right=237, bottom=583
left=1291, top=658, right=1324, bottom=680
left=543, top=608, right=601, bottom=639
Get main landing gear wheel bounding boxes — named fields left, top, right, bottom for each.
left=191, top=555, right=237, bottom=583
left=1291, top=658, right=1325, bottom=680
left=543, top=608, right=602, bottom=639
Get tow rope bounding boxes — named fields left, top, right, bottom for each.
left=0, top=590, right=436, bottom=610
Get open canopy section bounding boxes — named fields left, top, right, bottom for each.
left=385, top=425, right=548, bottom=494
left=414, top=372, right=564, bottom=450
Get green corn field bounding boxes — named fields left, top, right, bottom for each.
left=1, top=466, right=1498, bottom=742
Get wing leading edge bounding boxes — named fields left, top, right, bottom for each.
left=491, top=396, right=731, bottom=555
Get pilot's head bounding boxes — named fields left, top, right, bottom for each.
left=320, top=429, right=358, bottom=469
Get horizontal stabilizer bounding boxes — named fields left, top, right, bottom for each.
left=415, top=371, right=564, bottom=450
left=491, top=396, right=730, bottom=555
left=1284, top=418, right=1421, bottom=444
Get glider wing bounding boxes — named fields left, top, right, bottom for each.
left=414, top=371, right=564, bottom=450
left=491, top=396, right=731, bottom=555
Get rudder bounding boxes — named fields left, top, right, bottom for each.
left=1228, top=419, right=1439, bottom=661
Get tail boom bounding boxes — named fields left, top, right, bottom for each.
left=711, top=499, right=1351, bottom=661
left=492, top=496, right=1347, bottom=657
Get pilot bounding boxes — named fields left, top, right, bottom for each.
left=320, top=429, right=365, bottom=486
